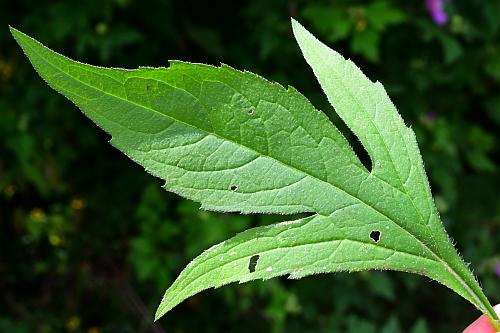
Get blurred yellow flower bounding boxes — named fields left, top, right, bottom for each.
left=65, top=316, right=80, bottom=331
left=356, top=19, right=367, bottom=32
left=49, top=234, right=62, bottom=246
left=88, top=327, right=101, bottom=333
left=4, top=185, right=16, bottom=198
left=31, top=208, right=45, bottom=222
left=72, top=198, right=86, bottom=210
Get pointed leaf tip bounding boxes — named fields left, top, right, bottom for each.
left=9, top=26, right=28, bottom=42
left=9, top=26, right=21, bottom=41
left=154, top=309, right=162, bottom=322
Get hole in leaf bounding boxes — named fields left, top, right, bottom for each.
left=370, top=230, right=381, bottom=242
left=248, top=106, right=255, bottom=115
left=230, top=184, right=239, bottom=191
left=248, top=254, right=260, bottom=273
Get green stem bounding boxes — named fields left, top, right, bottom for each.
left=485, top=303, right=500, bottom=332
left=488, top=316, right=500, bottom=332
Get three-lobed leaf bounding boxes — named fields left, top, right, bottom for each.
left=10, top=19, right=500, bottom=328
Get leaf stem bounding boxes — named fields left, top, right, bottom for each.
left=488, top=315, right=500, bottom=332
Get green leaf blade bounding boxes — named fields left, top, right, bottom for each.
left=155, top=214, right=448, bottom=320
left=10, top=23, right=499, bottom=327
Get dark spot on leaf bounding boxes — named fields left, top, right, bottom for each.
left=146, top=84, right=152, bottom=92
left=230, top=184, right=238, bottom=191
left=248, top=254, right=259, bottom=273
left=370, top=230, right=381, bottom=242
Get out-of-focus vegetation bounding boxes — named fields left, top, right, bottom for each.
left=1, top=1, right=499, bottom=332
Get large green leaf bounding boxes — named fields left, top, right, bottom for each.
left=10, top=20, right=499, bottom=328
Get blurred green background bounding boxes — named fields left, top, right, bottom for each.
left=1, top=0, right=500, bottom=332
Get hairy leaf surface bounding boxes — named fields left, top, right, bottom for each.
left=10, top=21, right=499, bottom=326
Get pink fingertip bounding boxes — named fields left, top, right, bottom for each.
left=462, top=305, right=500, bottom=333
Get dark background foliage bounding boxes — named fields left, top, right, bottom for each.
left=1, top=0, right=499, bottom=332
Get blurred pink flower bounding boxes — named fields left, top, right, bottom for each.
left=426, top=0, right=448, bottom=25
left=426, top=111, right=437, bottom=121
